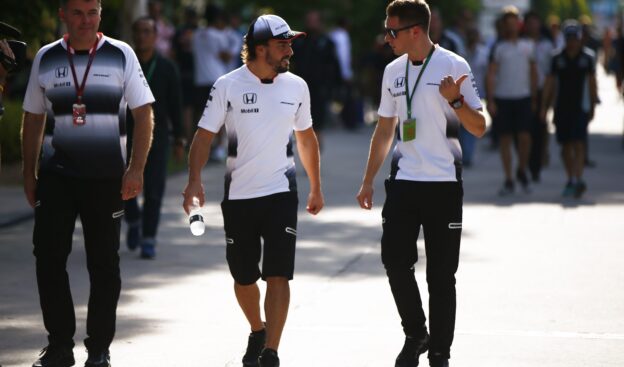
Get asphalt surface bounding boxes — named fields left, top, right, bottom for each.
left=0, top=68, right=623, bottom=367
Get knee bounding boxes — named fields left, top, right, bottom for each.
left=265, top=276, right=289, bottom=287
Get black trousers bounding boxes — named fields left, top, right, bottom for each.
left=33, top=172, right=123, bottom=352
left=125, top=142, right=168, bottom=238
left=381, top=179, right=463, bottom=359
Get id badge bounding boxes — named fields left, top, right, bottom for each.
left=402, top=118, right=416, bottom=141
left=72, top=103, right=87, bottom=125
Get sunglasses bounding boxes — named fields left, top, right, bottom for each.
left=384, top=23, right=421, bottom=39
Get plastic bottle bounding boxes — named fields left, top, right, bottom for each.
left=189, top=197, right=205, bottom=236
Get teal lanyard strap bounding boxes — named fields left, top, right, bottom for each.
left=145, top=56, right=157, bottom=83
left=405, top=45, right=435, bottom=119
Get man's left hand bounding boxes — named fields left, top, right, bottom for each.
left=439, top=74, right=467, bottom=102
left=306, top=190, right=324, bottom=215
left=121, top=167, right=143, bottom=200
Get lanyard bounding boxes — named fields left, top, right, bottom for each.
left=65, top=33, right=101, bottom=104
left=144, top=56, right=157, bottom=83
left=405, top=45, right=435, bottom=119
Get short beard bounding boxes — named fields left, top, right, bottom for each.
left=267, top=53, right=290, bottom=74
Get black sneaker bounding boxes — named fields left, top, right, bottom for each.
left=126, top=223, right=140, bottom=251
left=395, top=333, right=430, bottom=367
left=498, top=179, right=514, bottom=197
left=258, top=348, right=280, bottom=367
left=32, top=345, right=75, bottom=367
left=574, top=181, right=587, bottom=199
left=242, top=329, right=266, bottom=367
left=429, top=353, right=449, bottom=367
left=516, top=169, right=531, bottom=193
left=84, top=350, right=110, bottom=367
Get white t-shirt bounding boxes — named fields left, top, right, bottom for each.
left=23, top=35, right=155, bottom=179
left=490, top=38, right=535, bottom=99
left=198, top=65, right=313, bottom=199
left=192, top=26, right=229, bottom=86
left=377, top=46, right=482, bottom=182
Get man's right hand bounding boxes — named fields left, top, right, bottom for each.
left=182, top=179, right=205, bottom=215
left=23, top=174, right=37, bottom=208
left=356, top=183, right=374, bottom=210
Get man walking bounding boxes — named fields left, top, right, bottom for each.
left=486, top=6, right=537, bottom=195
left=357, top=1, right=485, bottom=366
left=22, top=0, right=154, bottom=366
left=126, top=16, right=185, bottom=258
left=182, top=14, right=323, bottom=367
left=540, top=20, right=598, bottom=198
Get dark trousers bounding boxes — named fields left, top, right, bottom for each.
left=125, top=143, right=168, bottom=238
left=381, top=179, right=463, bottom=359
left=33, top=172, right=123, bottom=352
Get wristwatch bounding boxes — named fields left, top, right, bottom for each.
left=448, top=95, right=464, bottom=109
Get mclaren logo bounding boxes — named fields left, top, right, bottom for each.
left=55, top=67, right=68, bottom=78
left=394, top=77, right=405, bottom=88
left=243, top=93, right=257, bottom=104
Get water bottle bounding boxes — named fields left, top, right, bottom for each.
left=189, top=197, right=205, bottom=236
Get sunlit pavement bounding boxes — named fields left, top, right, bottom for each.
left=1, top=67, right=623, bottom=366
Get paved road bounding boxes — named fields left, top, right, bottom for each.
left=1, top=69, right=623, bottom=367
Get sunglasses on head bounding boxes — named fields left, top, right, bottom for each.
left=384, top=23, right=421, bottom=38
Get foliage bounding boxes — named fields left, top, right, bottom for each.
left=0, top=99, right=23, bottom=165
left=532, top=0, right=591, bottom=21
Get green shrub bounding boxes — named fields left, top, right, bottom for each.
left=0, top=98, right=23, bottom=165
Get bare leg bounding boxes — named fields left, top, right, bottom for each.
left=499, top=134, right=514, bottom=180
left=234, top=282, right=265, bottom=332
left=264, top=277, right=290, bottom=351
left=561, top=144, right=574, bottom=180
left=517, top=132, right=532, bottom=173
left=573, top=141, right=586, bottom=179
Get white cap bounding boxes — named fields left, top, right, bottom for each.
left=246, top=14, right=306, bottom=42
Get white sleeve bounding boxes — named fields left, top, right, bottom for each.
left=197, top=78, right=227, bottom=133
left=455, top=58, right=483, bottom=110
left=123, top=45, right=155, bottom=109
left=294, top=80, right=313, bottom=131
left=22, top=49, right=46, bottom=114
left=377, top=67, right=397, bottom=118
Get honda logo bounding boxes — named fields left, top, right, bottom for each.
left=55, top=67, right=68, bottom=78
left=394, top=77, right=405, bottom=88
left=243, top=93, right=257, bottom=104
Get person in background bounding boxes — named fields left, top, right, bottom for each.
left=173, top=6, right=199, bottom=147
left=291, top=10, right=341, bottom=148
left=126, top=16, right=184, bottom=259
left=540, top=20, right=598, bottom=198
left=147, top=0, right=175, bottom=58
left=524, top=10, right=555, bottom=182
left=461, top=27, right=488, bottom=166
left=486, top=6, right=537, bottom=196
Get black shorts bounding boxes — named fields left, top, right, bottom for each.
left=554, top=111, right=589, bottom=143
left=494, top=97, right=532, bottom=134
left=221, top=191, right=298, bottom=285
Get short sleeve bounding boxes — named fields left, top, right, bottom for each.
left=123, top=45, right=155, bottom=109
left=197, top=78, right=227, bottom=133
left=377, top=67, right=397, bottom=118
left=455, top=57, right=483, bottom=110
left=22, top=50, right=46, bottom=114
left=294, top=80, right=313, bottom=131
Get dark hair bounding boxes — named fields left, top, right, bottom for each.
left=386, top=0, right=431, bottom=33
left=240, top=18, right=268, bottom=63
left=132, top=16, right=157, bottom=34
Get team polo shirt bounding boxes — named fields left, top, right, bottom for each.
left=378, top=46, right=482, bottom=182
left=198, top=65, right=312, bottom=200
left=550, top=47, right=596, bottom=117
left=23, top=35, right=155, bottom=179
left=490, top=38, right=535, bottom=99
